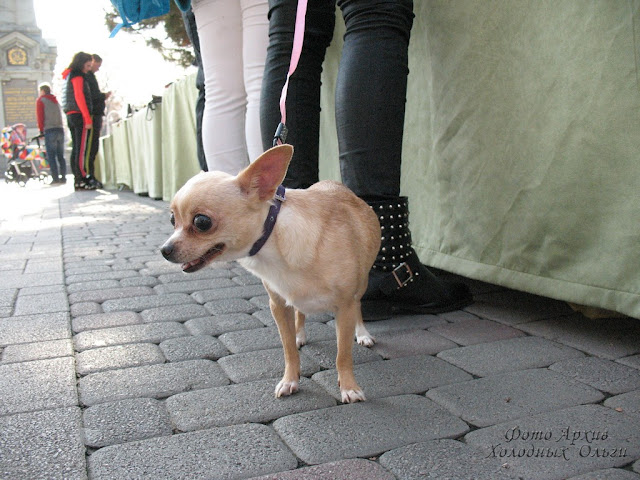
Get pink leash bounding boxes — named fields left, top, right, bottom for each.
left=273, top=0, right=308, bottom=146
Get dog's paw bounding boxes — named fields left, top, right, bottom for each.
left=296, top=331, right=307, bottom=348
left=341, top=389, right=366, bottom=403
left=356, top=333, right=375, bottom=347
left=275, top=379, right=299, bottom=398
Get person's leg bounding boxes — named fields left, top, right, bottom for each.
left=66, top=114, right=81, bottom=183
left=43, top=130, right=59, bottom=181
left=181, top=6, right=208, bottom=171
left=88, top=115, right=103, bottom=179
left=192, top=0, right=249, bottom=174
left=260, top=0, right=336, bottom=188
left=241, top=0, right=269, bottom=163
left=53, top=128, right=67, bottom=180
left=336, top=0, right=412, bottom=198
left=336, top=0, right=472, bottom=315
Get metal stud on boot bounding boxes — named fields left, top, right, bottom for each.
left=362, top=197, right=473, bottom=319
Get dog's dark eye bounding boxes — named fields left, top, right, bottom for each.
left=170, top=213, right=175, bottom=226
left=193, top=214, right=212, bottom=232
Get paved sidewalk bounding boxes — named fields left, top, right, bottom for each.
left=1, top=179, right=640, bottom=480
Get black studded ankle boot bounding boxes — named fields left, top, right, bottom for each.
left=362, top=197, right=473, bottom=318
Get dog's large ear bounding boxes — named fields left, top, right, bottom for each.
left=237, top=144, right=293, bottom=201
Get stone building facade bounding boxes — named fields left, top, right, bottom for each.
left=0, top=0, right=57, bottom=138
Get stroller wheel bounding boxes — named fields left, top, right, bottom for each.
left=40, top=173, right=53, bottom=185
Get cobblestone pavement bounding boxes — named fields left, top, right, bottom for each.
left=1, top=179, right=640, bottom=480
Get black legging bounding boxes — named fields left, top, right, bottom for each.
left=67, top=113, right=88, bottom=183
left=260, top=0, right=414, bottom=198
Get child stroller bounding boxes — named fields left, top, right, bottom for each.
left=2, top=123, right=52, bottom=187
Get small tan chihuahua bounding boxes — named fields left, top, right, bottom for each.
left=161, top=145, right=380, bottom=403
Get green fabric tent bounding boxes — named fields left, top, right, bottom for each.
left=101, top=1, right=640, bottom=319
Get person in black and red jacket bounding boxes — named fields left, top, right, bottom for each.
left=62, top=51, right=94, bottom=190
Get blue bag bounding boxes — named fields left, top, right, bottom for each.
left=110, top=0, right=171, bottom=37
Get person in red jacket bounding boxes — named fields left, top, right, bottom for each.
left=36, top=84, right=67, bottom=184
left=62, top=52, right=94, bottom=190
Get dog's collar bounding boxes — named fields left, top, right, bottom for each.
left=248, top=185, right=286, bottom=256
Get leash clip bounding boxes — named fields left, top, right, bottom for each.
left=273, top=123, right=288, bottom=147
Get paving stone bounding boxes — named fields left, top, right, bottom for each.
left=18, top=283, right=66, bottom=296
left=185, top=313, right=265, bottom=336
left=0, top=407, right=86, bottom=480
left=618, top=355, right=640, bottom=370
left=167, top=377, right=336, bottom=431
left=0, top=339, right=73, bottom=363
left=252, top=310, right=335, bottom=327
left=371, top=329, right=458, bottom=359
left=233, top=273, right=262, bottom=286
left=427, top=368, right=605, bottom=427
left=24, top=259, right=63, bottom=274
left=330, top=314, right=446, bottom=336
left=273, top=395, right=469, bottom=465
left=78, top=359, right=229, bottom=406
left=76, top=343, right=166, bottom=375
left=71, top=311, right=143, bottom=333
left=87, top=423, right=297, bottom=479
left=66, top=280, right=120, bottom=294
left=74, top=322, right=188, bottom=351
left=192, top=284, right=267, bottom=303
left=312, top=355, right=473, bottom=401
left=301, top=339, right=383, bottom=369
left=466, top=289, right=574, bottom=325
left=438, top=310, right=483, bottom=323
left=550, top=357, right=640, bottom=394
left=1, top=271, right=63, bottom=288
left=68, top=286, right=154, bottom=304
left=83, top=398, right=173, bottom=447
left=568, top=469, right=640, bottom=480
left=250, top=295, right=271, bottom=310
left=519, top=316, right=640, bottom=359
left=219, top=326, right=281, bottom=353
left=119, top=275, right=159, bottom=287
left=159, top=335, right=229, bottom=361
left=251, top=309, right=276, bottom=326
left=251, top=458, right=395, bottom=480
left=379, top=439, right=519, bottom=480
left=437, top=336, right=586, bottom=377
left=428, top=318, right=526, bottom=346
left=0, top=358, right=78, bottom=415
left=102, top=292, right=196, bottom=312
left=70, top=301, right=102, bottom=317
left=0, top=288, right=17, bottom=307
left=465, top=404, right=640, bottom=480
left=220, top=323, right=336, bottom=354
left=204, top=298, right=258, bottom=314
left=218, top=348, right=321, bottom=383
left=157, top=267, right=233, bottom=283
left=140, top=303, right=209, bottom=323
left=153, top=277, right=236, bottom=294
left=13, top=290, right=68, bottom=315
left=604, top=391, right=640, bottom=419
left=65, top=270, right=139, bottom=284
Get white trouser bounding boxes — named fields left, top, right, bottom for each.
left=192, top=0, right=268, bottom=174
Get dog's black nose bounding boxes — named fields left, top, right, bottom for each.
left=160, top=243, right=173, bottom=259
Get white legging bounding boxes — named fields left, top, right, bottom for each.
left=191, top=0, right=268, bottom=174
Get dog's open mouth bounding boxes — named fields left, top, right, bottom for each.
left=181, top=243, right=225, bottom=273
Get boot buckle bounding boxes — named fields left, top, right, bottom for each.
left=392, top=262, right=413, bottom=289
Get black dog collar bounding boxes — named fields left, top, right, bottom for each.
left=248, top=185, right=286, bottom=256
